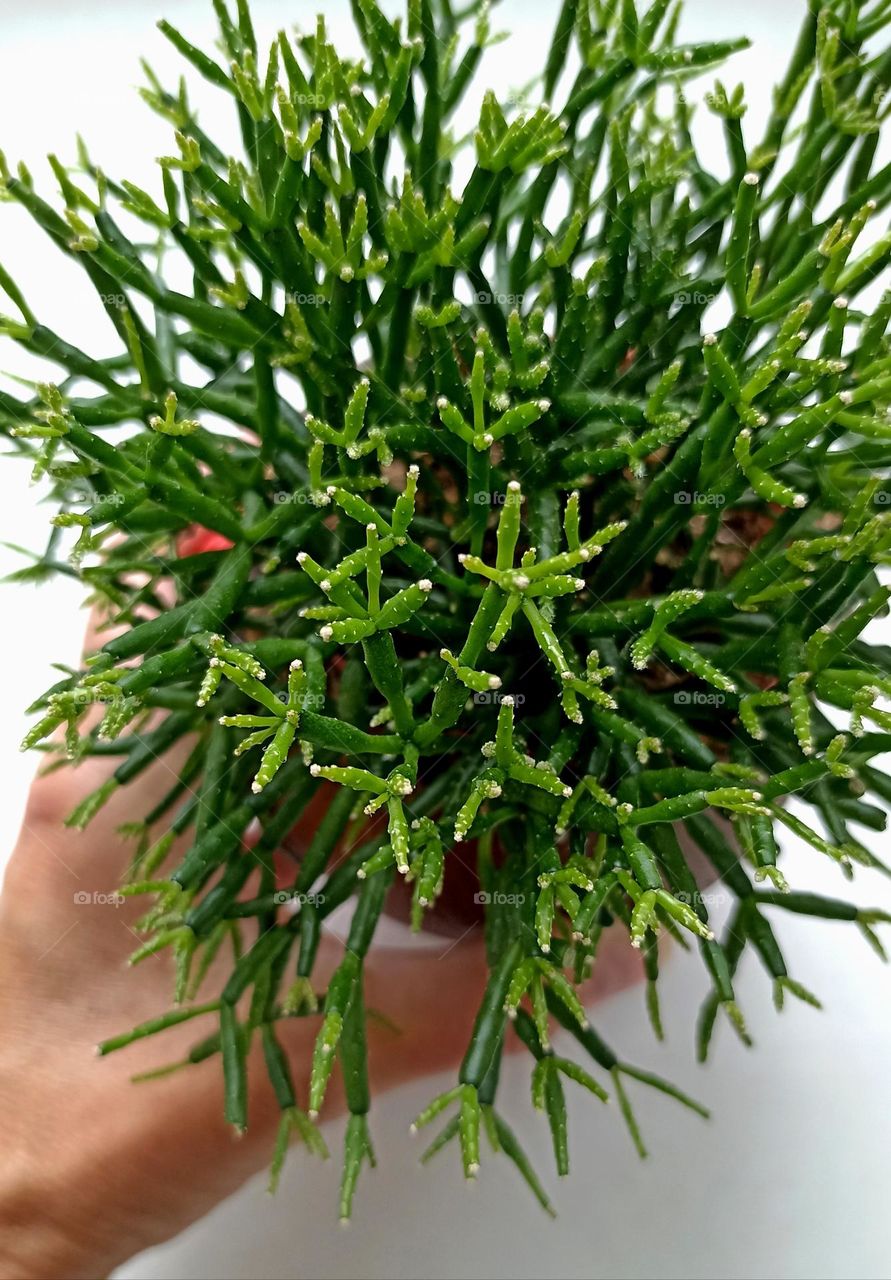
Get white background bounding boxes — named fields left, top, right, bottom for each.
left=0, top=1, right=890, bottom=1277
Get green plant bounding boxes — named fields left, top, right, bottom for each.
left=3, top=0, right=891, bottom=1220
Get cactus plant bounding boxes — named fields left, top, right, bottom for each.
left=3, top=0, right=891, bottom=1220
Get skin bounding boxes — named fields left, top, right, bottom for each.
left=0, top=619, right=643, bottom=1279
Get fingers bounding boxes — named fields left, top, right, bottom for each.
left=80, top=599, right=117, bottom=660
left=80, top=574, right=179, bottom=659
left=362, top=932, right=488, bottom=1087
left=18, top=590, right=199, bottom=866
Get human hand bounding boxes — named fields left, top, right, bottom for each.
left=0, top=635, right=490, bottom=1278
left=0, top=604, right=643, bottom=1280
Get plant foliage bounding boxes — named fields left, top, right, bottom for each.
left=3, top=0, right=891, bottom=1218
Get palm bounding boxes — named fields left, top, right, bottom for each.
left=0, top=742, right=488, bottom=1270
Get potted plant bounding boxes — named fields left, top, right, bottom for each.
left=3, top=0, right=891, bottom=1222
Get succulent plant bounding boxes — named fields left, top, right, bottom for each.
left=3, top=0, right=891, bottom=1220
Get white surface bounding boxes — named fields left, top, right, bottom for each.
left=0, top=2, right=889, bottom=1277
